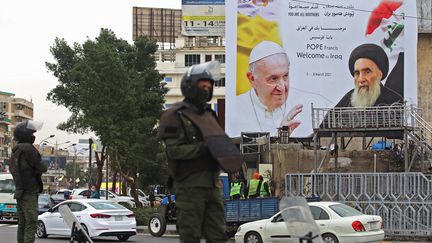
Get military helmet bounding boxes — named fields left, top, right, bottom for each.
left=180, top=61, right=221, bottom=101
left=13, top=120, right=43, bottom=143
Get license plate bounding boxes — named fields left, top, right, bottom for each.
left=115, top=216, right=123, bottom=221
left=6, top=205, right=15, bottom=209
left=368, top=222, right=379, bottom=230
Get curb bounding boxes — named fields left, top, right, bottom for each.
left=137, top=226, right=178, bottom=235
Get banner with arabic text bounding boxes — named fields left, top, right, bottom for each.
left=225, top=0, right=417, bottom=138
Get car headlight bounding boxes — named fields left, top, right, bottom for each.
left=237, top=226, right=241, bottom=232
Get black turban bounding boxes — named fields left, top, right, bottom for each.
left=348, top=43, right=389, bottom=80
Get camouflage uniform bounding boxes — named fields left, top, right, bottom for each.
left=10, top=143, right=47, bottom=243
left=159, top=103, right=227, bottom=243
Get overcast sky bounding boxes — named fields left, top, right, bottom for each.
left=0, top=0, right=181, bottom=146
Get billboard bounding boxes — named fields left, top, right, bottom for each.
left=225, top=0, right=417, bottom=138
left=182, top=0, right=225, bottom=36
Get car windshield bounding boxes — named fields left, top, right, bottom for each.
left=88, top=202, right=126, bottom=210
left=38, top=195, right=50, bottom=206
left=0, top=179, right=15, bottom=193
left=329, top=204, right=363, bottom=217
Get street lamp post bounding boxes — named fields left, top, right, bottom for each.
left=72, top=144, right=88, bottom=189
left=44, top=139, right=70, bottom=191
left=38, top=134, right=55, bottom=150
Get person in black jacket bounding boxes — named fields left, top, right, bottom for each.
left=9, top=120, right=47, bottom=243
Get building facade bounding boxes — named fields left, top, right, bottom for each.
left=0, top=91, right=34, bottom=171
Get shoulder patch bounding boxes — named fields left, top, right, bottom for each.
left=158, top=108, right=182, bottom=139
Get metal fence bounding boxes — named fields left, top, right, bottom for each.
left=285, top=173, right=432, bottom=237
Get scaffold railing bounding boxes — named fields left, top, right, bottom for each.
left=407, top=107, right=432, bottom=155
left=312, top=104, right=413, bottom=130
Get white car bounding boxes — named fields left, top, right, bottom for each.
left=70, top=188, right=136, bottom=208
left=126, top=188, right=151, bottom=207
left=37, top=199, right=136, bottom=241
left=235, top=201, right=384, bottom=243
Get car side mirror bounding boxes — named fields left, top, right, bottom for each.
left=48, top=208, right=54, bottom=213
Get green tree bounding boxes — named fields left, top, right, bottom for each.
left=46, top=29, right=168, bottom=204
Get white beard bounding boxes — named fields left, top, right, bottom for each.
left=350, top=81, right=381, bottom=107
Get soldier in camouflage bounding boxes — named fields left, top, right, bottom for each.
left=9, top=120, right=47, bottom=243
left=158, top=61, right=230, bottom=243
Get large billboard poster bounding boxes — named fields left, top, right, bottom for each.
left=225, top=0, right=417, bottom=138
left=182, top=0, right=225, bottom=36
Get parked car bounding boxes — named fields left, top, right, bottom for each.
left=38, top=194, right=56, bottom=215
left=235, top=201, right=384, bottom=243
left=36, top=199, right=136, bottom=241
left=125, top=188, right=151, bottom=207
left=54, top=189, right=72, bottom=200
left=69, top=188, right=136, bottom=208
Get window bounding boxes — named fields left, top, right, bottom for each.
left=310, top=206, right=330, bottom=220
left=205, top=55, right=212, bottom=62
left=214, top=78, right=225, bottom=87
left=185, top=54, right=201, bottom=67
left=214, top=54, right=225, bottom=63
left=0, top=179, right=15, bottom=193
left=329, top=203, right=363, bottom=217
left=89, top=202, right=125, bottom=210
left=69, top=203, right=86, bottom=212
left=78, top=189, right=91, bottom=197
left=272, top=213, right=284, bottom=222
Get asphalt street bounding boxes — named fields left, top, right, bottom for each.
left=1, top=222, right=428, bottom=243
left=0, top=222, right=236, bottom=243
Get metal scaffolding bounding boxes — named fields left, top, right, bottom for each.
left=311, top=104, right=432, bottom=172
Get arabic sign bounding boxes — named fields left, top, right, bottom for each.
left=182, top=0, right=225, bottom=36
left=225, top=0, right=417, bottom=137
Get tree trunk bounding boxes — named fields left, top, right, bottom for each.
left=112, top=170, right=118, bottom=193
left=112, top=150, right=142, bottom=207
left=94, top=146, right=106, bottom=190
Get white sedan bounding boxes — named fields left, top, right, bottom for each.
left=235, top=201, right=384, bottom=243
left=37, top=199, right=136, bottom=241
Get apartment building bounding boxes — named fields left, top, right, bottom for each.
left=0, top=91, right=34, bottom=171
left=133, top=7, right=226, bottom=115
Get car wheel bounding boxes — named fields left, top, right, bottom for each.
left=244, top=231, right=263, bottom=243
left=148, top=213, right=166, bottom=237
left=322, top=233, right=339, bottom=243
left=117, top=235, right=130, bottom=241
left=36, top=221, right=48, bottom=238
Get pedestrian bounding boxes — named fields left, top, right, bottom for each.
left=149, top=191, right=155, bottom=208
left=90, top=184, right=100, bottom=199
left=258, top=175, right=271, bottom=197
left=158, top=61, right=243, bottom=243
left=229, top=175, right=244, bottom=200
left=247, top=172, right=261, bottom=198
left=9, top=120, right=47, bottom=243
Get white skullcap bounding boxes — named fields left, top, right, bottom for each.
left=248, top=41, right=287, bottom=64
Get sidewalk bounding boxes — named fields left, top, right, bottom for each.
left=137, top=225, right=177, bottom=235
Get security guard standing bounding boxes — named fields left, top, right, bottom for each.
left=247, top=172, right=261, bottom=198
left=229, top=176, right=244, bottom=200
left=9, top=120, right=47, bottom=243
left=158, top=61, right=242, bottom=243
left=259, top=175, right=271, bottom=197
